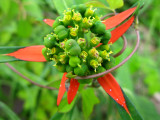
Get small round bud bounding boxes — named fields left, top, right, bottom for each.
left=101, top=30, right=111, bottom=44
left=77, top=4, right=87, bottom=15
left=52, top=16, right=63, bottom=29
left=69, top=56, right=81, bottom=67
left=54, top=25, right=66, bottom=34
left=69, top=45, right=81, bottom=56
left=57, top=29, right=69, bottom=41
left=91, top=21, right=106, bottom=34
left=44, top=34, right=57, bottom=49
left=66, top=65, right=74, bottom=73
left=65, top=39, right=77, bottom=50
left=74, top=64, right=88, bottom=76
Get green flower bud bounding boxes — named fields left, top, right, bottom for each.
left=71, top=4, right=87, bottom=16
left=69, top=56, right=81, bottom=67
left=57, top=29, right=69, bottom=41
left=97, top=57, right=103, bottom=65
left=91, top=21, right=106, bottom=34
left=101, top=30, right=111, bottom=44
left=69, top=45, right=81, bottom=56
left=44, top=34, right=57, bottom=49
left=74, top=64, right=88, bottom=76
left=66, top=65, right=74, bottom=73
left=42, top=47, right=52, bottom=61
left=65, top=39, right=77, bottom=50
left=54, top=25, right=66, bottom=34
left=52, top=16, right=63, bottom=29
left=77, top=4, right=87, bottom=15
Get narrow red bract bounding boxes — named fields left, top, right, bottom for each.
left=43, top=19, right=55, bottom=27
left=103, top=7, right=136, bottom=30
left=97, top=73, right=129, bottom=114
left=67, top=79, right=80, bottom=104
left=57, top=72, right=68, bottom=106
left=109, top=16, right=135, bottom=44
left=6, top=45, right=46, bottom=62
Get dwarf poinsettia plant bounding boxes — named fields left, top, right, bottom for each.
left=0, top=4, right=142, bottom=119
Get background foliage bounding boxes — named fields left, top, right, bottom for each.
left=0, top=0, right=160, bottom=120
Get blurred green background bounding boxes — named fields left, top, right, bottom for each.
left=0, top=0, right=160, bottom=120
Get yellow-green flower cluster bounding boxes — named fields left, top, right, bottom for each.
left=42, top=4, right=114, bottom=79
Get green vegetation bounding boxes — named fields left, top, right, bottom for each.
left=0, top=0, right=160, bottom=120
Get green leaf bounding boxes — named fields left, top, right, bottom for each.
left=23, top=0, right=43, bottom=19
left=50, top=112, right=64, bottom=120
left=58, top=97, right=76, bottom=113
left=136, top=96, right=160, bottom=120
left=106, top=0, right=124, bottom=9
left=0, top=101, right=20, bottom=120
left=116, top=63, right=134, bottom=92
left=53, top=0, right=73, bottom=15
left=0, top=0, right=10, bottom=14
left=85, top=0, right=112, bottom=11
left=0, top=46, right=25, bottom=54
left=0, top=31, right=12, bottom=45
left=0, top=46, right=25, bottom=63
left=53, top=0, right=90, bottom=15
left=17, top=20, right=32, bottom=38
left=81, top=88, right=99, bottom=119
left=121, top=89, right=160, bottom=120
left=115, top=90, right=143, bottom=120
left=0, top=55, right=21, bottom=63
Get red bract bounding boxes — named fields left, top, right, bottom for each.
left=6, top=45, right=46, bottom=62
left=4, top=7, right=136, bottom=114
left=57, top=72, right=68, bottom=106
left=67, top=79, right=80, bottom=104
left=97, top=73, right=129, bottom=114
left=43, top=19, right=55, bottom=27
left=109, top=16, right=135, bottom=44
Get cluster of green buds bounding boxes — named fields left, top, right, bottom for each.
left=42, top=4, right=115, bottom=81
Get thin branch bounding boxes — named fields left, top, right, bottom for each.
left=5, top=63, right=58, bottom=90
left=112, top=35, right=127, bottom=58
left=76, top=30, right=140, bottom=79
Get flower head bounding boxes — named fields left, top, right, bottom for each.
left=1, top=4, right=137, bottom=115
